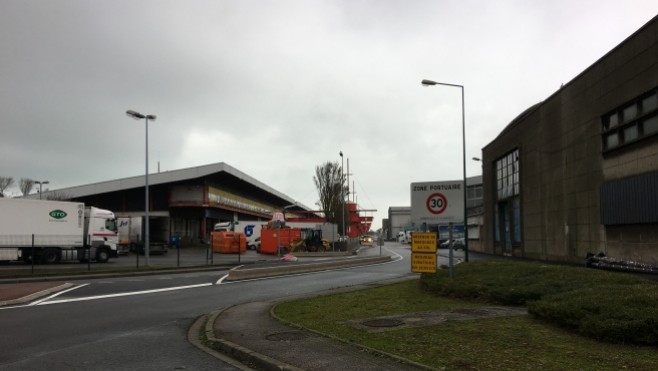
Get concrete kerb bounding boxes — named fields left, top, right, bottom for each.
left=269, top=303, right=436, bottom=371
left=204, top=307, right=303, bottom=371
left=0, top=282, right=74, bottom=307
left=195, top=276, right=433, bottom=371
left=224, top=256, right=391, bottom=281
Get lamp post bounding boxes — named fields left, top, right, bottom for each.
left=35, top=180, right=49, bottom=200
left=126, top=109, right=156, bottom=266
left=421, top=79, right=469, bottom=262
left=339, top=151, right=345, bottom=243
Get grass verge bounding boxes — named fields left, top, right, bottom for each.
left=274, top=262, right=658, bottom=370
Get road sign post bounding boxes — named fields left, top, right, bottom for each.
left=411, top=232, right=437, bottom=273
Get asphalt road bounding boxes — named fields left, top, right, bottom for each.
left=0, top=242, right=419, bottom=370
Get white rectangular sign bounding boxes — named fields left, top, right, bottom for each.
left=410, top=180, right=464, bottom=225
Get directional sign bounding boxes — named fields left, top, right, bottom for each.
left=411, top=180, right=464, bottom=225
left=411, top=232, right=437, bottom=253
left=411, top=253, right=437, bottom=273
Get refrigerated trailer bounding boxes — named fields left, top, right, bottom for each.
left=117, top=216, right=169, bottom=255
left=0, top=198, right=119, bottom=263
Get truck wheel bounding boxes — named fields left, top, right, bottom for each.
left=96, top=248, right=110, bottom=263
left=41, top=248, right=60, bottom=264
left=22, top=252, right=34, bottom=264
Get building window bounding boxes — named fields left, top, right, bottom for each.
left=602, top=87, right=658, bottom=152
left=495, top=149, right=521, bottom=251
left=496, top=149, right=519, bottom=200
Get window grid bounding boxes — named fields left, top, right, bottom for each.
left=602, top=88, right=658, bottom=152
left=496, top=149, right=519, bottom=200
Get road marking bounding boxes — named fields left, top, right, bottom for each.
left=36, top=283, right=213, bottom=305
left=29, top=283, right=89, bottom=306
left=218, top=252, right=403, bottom=284
left=216, top=274, right=229, bottom=284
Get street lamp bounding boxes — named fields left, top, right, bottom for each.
left=35, top=180, right=49, bottom=200
left=126, top=109, right=156, bottom=266
left=421, top=79, right=469, bottom=262
left=339, top=151, right=345, bottom=243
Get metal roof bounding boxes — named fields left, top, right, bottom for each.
left=37, top=162, right=308, bottom=209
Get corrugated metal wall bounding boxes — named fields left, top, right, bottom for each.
left=600, top=170, right=658, bottom=225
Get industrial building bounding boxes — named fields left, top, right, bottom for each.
left=480, top=15, right=658, bottom=264
left=38, top=162, right=313, bottom=247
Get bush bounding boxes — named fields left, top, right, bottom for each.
left=529, top=284, right=658, bottom=345
left=420, top=260, right=658, bottom=344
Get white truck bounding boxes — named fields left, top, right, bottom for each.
left=117, top=216, right=169, bottom=255
left=0, top=198, right=119, bottom=264
left=214, top=220, right=267, bottom=250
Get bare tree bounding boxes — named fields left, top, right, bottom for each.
left=0, top=176, right=14, bottom=197
left=19, top=178, right=35, bottom=196
left=313, top=161, right=348, bottom=235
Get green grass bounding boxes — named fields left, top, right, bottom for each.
left=274, top=262, right=658, bottom=370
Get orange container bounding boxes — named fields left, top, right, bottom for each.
left=211, top=231, right=246, bottom=254
left=259, top=228, right=301, bottom=254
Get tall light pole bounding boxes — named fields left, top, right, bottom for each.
left=35, top=180, right=49, bottom=200
left=126, top=109, right=156, bottom=266
left=421, top=79, right=469, bottom=262
left=339, top=151, right=345, bottom=242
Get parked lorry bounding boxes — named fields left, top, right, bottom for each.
left=213, top=220, right=267, bottom=250
left=117, top=216, right=169, bottom=255
left=0, top=198, right=118, bottom=264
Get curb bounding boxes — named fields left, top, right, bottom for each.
left=225, top=256, right=391, bottom=281
left=0, top=282, right=74, bottom=307
left=191, top=276, right=429, bottom=371
left=203, top=307, right=303, bottom=371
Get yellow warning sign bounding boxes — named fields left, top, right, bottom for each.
left=411, top=232, right=437, bottom=253
left=411, top=252, right=437, bottom=273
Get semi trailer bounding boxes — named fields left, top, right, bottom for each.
left=0, top=198, right=119, bottom=263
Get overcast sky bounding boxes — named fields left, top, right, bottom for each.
left=1, top=1, right=657, bottom=230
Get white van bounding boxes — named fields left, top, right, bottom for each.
left=398, top=231, right=413, bottom=244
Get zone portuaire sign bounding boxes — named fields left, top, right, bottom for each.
left=411, top=181, right=464, bottom=225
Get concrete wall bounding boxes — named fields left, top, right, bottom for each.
left=388, top=207, right=411, bottom=240
left=483, top=16, right=658, bottom=264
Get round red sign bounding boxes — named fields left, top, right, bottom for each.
left=426, top=192, right=447, bottom=214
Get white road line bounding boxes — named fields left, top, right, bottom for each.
left=29, top=283, right=90, bottom=306
left=37, top=283, right=213, bottom=305
left=216, top=274, right=229, bottom=284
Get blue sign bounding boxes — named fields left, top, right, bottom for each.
left=244, top=225, right=254, bottom=237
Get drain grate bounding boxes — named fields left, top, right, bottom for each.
left=362, top=318, right=404, bottom=328
left=265, top=331, right=309, bottom=341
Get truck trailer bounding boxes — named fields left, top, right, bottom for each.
left=0, top=198, right=119, bottom=263
left=117, top=216, right=169, bottom=255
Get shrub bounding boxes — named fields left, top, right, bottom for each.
left=529, top=284, right=658, bottom=345
left=420, top=260, right=658, bottom=344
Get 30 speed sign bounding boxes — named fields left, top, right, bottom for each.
left=411, top=180, right=464, bottom=224
left=426, top=193, right=447, bottom=214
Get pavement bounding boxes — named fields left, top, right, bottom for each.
left=0, top=246, right=461, bottom=370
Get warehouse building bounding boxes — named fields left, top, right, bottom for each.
left=38, top=162, right=313, bottom=247
left=481, top=15, right=658, bottom=264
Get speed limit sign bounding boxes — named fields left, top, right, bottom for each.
left=426, top=193, right=447, bottom=214
left=411, top=181, right=464, bottom=224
